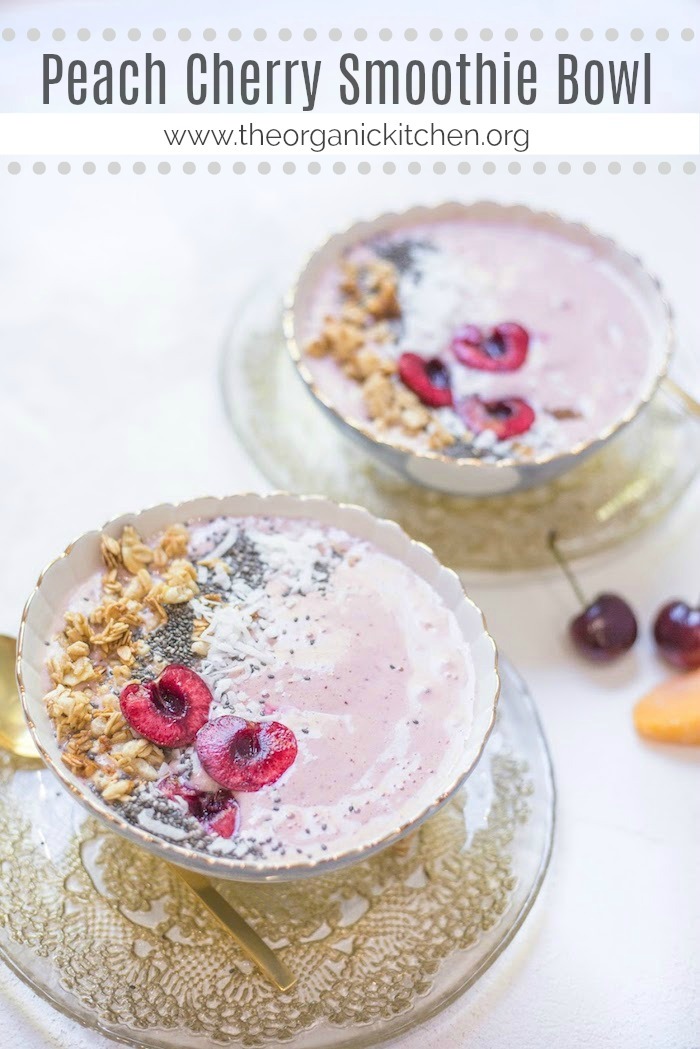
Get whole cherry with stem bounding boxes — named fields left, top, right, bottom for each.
left=547, top=531, right=638, bottom=662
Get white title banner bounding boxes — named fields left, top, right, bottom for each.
left=0, top=112, right=697, bottom=156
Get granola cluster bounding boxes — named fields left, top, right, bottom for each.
left=305, top=257, right=455, bottom=451
left=44, top=523, right=200, bottom=800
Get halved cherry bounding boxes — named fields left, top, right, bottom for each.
left=196, top=715, right=298, bottom=792
left=398, top=353, right=453, bottom=407
left=458, top=395, right=535, bottom=440
left=158, top=775, right=240, bottom=838
left=452, top=323, right=529, bottom=372
left=120, top=664, right=212, bottom=748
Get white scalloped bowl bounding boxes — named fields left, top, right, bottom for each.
left=285, top=201, right=674, bottom=497
left=17, top=494, right=499, bottom=883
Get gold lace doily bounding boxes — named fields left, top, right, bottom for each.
left=220, top=283, right=700, bottom=571
left=0, top=658, right=553, bottom=1049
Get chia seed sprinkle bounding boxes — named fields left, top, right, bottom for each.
left=374, top=236, right=432, bottom=276
left=132, top=604, right=196, bottom=679
left=221, top=532, right=266, bottom=590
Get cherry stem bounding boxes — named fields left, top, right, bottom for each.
left=547, top=531, right=588, bottom=609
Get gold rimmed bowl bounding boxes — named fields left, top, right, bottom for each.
left=285, top=201, right=674, bottom=497
left=17, top=493, right=499, bottom=883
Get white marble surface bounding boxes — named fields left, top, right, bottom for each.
left=0, top=1, right=699, bottom=1046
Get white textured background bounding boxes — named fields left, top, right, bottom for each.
left=0, top=1, right=699, bottom=1047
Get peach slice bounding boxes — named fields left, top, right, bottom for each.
left=633, top=668, right=700, bottom=744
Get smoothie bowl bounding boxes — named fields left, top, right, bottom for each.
left=286, top=202, right=674, bottom=496
left=17, top=494, right=499, bottom=882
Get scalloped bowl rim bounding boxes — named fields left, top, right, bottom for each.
left=284, top=200, right=674, bottom=474
left=17, top=493, right=500, bottom=882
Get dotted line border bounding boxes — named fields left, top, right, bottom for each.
left=4, top=160, right=697, bottom=175
left=2, top=27, right=694, bottom=173
left=0, top=26, right=696, bottom=43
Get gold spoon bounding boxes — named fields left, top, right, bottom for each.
left=662, top=376, right=700, bottom=420
left=0, top=634, right=42, bottom=762
left=0, top=634, right=295, bottom=991
left=170, top=866, right=296, bottom=991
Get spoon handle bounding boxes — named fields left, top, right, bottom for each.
left=171, top=864, right=297, bottom=992
left=661, top=376, right=700, bottom=420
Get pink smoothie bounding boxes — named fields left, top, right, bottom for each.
left=301, top=218, right=659, bottom=458
left=182, top=516, right=474, bottom=860
left=48, top=515, right=476, bottom=864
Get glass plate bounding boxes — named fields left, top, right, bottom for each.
left=0, top=657, right=554, bottom=1049
left=220, top=279, right=700, bottom=571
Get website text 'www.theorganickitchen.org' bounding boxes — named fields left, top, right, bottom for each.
left=162, top=120, right=531, bottom=153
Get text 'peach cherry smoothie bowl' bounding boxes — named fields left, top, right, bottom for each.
left=17, top=495, right=499, bottom=882
left=286, top=202, right=673, bottom=496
